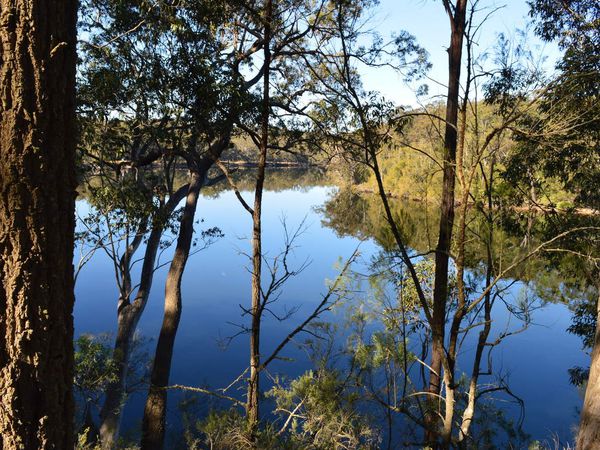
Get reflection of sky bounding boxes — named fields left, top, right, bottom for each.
left=74, top=185, right=585, bottom=446
left=454, top=282, right=585, bottom=445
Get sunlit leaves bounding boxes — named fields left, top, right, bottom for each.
left=74, top=335, right=119, bottom=403
left=267, top=368, right=380, bottom=447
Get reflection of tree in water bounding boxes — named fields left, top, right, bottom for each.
left=319, top=188, right=598, bottom=445
left=79, top=168, right=330, bottom=203
left=319, top=189, right=435, bottom=252
left=321, top=188, right=596, bottom=297
left=202, top=168, right=331, bottom=198
left=500, top=209, right=600, bottom=389
left=535, top=214, right=600, bottom=389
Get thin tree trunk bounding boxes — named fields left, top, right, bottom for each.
left=458, top=252, right=493, bottom=442
left=576, top=290, right=600, bottom=450
left=99, top=185, right=189, bottom=449
left=426, top=1, right=467, bottom=446
left=458, top=157, right=496, bottom=442
left=440, top=27, right=474, bottom=445
left=0, top=0, right=77, bottom=448
left=141, top=171, right=203, bottom=450
left=247, top=0, right=272, bottom=429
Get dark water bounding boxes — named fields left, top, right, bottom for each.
left=74, top=176, right=588, bottom=447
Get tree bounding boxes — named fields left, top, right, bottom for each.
left=246, top=0, right=273, bottom=428
left=74, top=166, right=190, bottom=449
left=78, top=2, right=229, bottom=446
left=0, top=0, right=77, bottom=448
left=297, top=0, right=589, bottom=447
left=524, top=0, right=599, bottom=212
left=229, top=0, right=331, bottom=430
left=425, top=1, right=467, bottom=444
left=527, top=1, right=600, bottom=448
left=213, top=0, right=364, bottom=433
left=138, top=1, right=261, bottom=447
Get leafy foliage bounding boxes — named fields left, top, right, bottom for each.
left=74, top=335, right=119, bottom=405
left=268, top=369, right=380, bottom=449
left=503, top=0, right=600, bottom=209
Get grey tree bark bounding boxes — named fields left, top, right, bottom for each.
left=141, top=171, right=203, bottom=450
left=247, top=0, right=273, bottom=430
left=139, top=124, right=232, bottom=450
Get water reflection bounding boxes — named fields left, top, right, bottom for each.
left=74, top=170, right=592, bottom=448
left=321, top=187, right=600, bottom=446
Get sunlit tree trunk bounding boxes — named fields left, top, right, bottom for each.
left=458, top=156, right=496, bottom=442
left=427, top=1, right=467, bottom=446
left=440, top=19, right=473, bottom=445
left=247, top=0, right=272, bottom=430
left=458, top=252, right=493, bottom=441
left=577, top=290, right=600, bottom=450
left=0, top=0, right=77, bottom=447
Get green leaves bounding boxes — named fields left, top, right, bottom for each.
left=517, top=0, right=600, bottom=209
left=267, top=368, right=380, bottom=448
left=354, top=331, right=413, bottom=370
left=74, top=334, right=119, bottom=403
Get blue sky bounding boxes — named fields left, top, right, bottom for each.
left=359, top=0, right=561, bottom=106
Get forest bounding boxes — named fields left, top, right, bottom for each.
left=0, top=0, right=599, bottom=449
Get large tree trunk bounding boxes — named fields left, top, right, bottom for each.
left=99, top=185, right=189, bottom=449
left=576, top=291, right=600, bottom=450
left=141, top=171, right=203, bottom=450
left=246, top=0, right=272, bottom=429
left=427, top=0, right=467, bottom=446
left=0, top=0, right=77, bottom=448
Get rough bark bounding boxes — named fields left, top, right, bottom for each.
left=247, top=0, right=272, bottom=429
left=99, top=184, right=189, bottom=450
left=576, top=291, right=600, bottom=450
left=0, top=0, right=77, bottom=448
left=141, top=172, right=203, bottom=450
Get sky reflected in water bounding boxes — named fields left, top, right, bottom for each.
left=74, top=183, right=587, bottom=446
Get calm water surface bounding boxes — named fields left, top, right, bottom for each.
left=74, top=178, right=587, bottom=446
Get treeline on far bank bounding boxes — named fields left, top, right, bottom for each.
left=326, top=100, right=589, bottom=213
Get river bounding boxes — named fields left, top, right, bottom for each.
left=74, top=171, right=588, bottom=448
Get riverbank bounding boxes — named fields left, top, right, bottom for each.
left=353, top=186, right=599, bottom=216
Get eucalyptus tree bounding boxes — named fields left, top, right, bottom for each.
left=226, top=0, right=338, bottom=431
left=77, top=55, right=203, bottom=446
left=79, top=3, right=203, bottom=447
left=0, top=0, right=77, bottom=448
left=293, top=0, right=588, bottom=447
left=245, top=0, right=273, bottom=429
left=118, top=2, right=268, bottom=448
left=74, top=166, right=190, bottom=448
left=525, top=1, right=600, bottom=447
left=212, top=0, right=367, bottom=434
left=137, top=0, right=357, bottom=431
left=78, top=1, right=255, bottom=448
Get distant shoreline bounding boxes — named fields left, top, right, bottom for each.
left=353, top=186, right=599, bottom=216
left=218, top=159, right=315, bottom=169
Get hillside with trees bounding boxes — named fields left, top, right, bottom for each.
left=0, top=0, right=598, bottom=449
